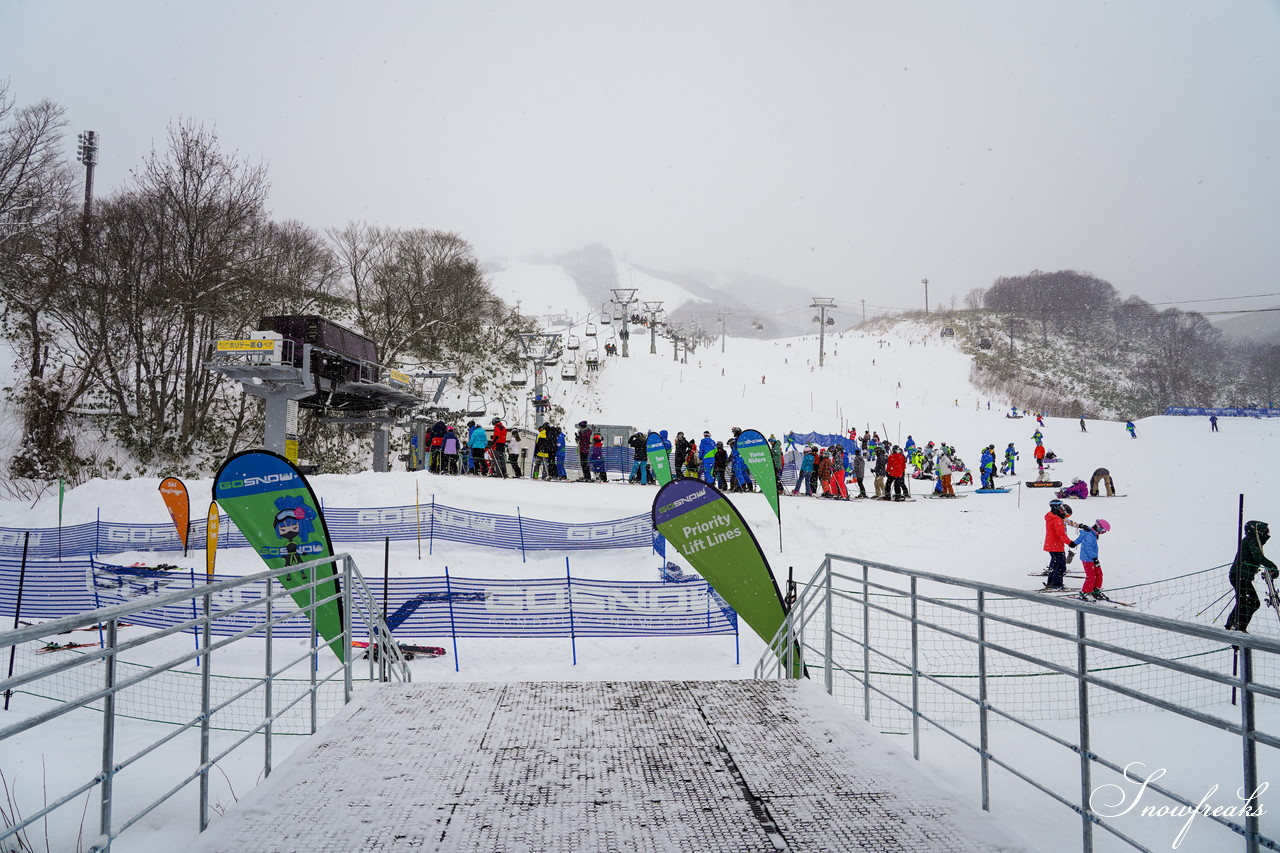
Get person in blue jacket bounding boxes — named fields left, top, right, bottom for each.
left=467, top=421, right=489, bottom=475
left=698, top=431, right=716, bottom=482
left=1001, top=442, right=1019, bottom=475
left=555, top=426, right=568, bottom=479
left=979, top=445, right=996, bottom=489
left=792, top=447, right=816, bottom=496
left=1071, top=519, right=1111, bottom=600
left=904, top=435, right=916, bottom=453
left=1125, top=420, right=1137, bottom=439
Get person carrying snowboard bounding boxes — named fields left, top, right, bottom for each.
left=1072, top=519, right=1111, bottom=600
left=1225, top=520, right=1277, bottom=633
left=1042, top=499, right=1075, bottom=590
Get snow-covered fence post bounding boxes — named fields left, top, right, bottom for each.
left=444, top=566, right=459, bottom=673
left=565, top=558, right=577, bottom=666
left=517, top=507, right=526, bottom=563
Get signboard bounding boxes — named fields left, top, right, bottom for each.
left=216, top=339, right=277, bottom=352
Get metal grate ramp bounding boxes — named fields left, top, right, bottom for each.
left=186, top=680, right=1021, bottom=852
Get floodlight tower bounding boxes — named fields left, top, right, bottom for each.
left=610, top=288, right=638, bottom=357
left=810, top=298, right=836, bottom=368
left=75, top=130, right=99, bottom=232
left=642, top=301, right=664, bottom=354
left=516, top=332, right=561, bottom=427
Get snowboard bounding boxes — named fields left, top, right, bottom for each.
left=974, top=488, right=1012, bottom=494
left=1025, top=481, right=1062, bottom=488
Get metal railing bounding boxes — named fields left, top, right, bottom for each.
left=756, top=554, right=1280, bottom=853
left=0, top=552, right=409, bottom=852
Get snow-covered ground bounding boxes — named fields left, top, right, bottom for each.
left=2, top=321, right=1278, bottom=852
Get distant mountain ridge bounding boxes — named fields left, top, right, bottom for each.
left=1210, top=306, right=1280, bottom=344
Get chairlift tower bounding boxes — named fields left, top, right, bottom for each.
left=642, top=300, right=664, bottom=355
left=716, top=310, right=732, bottom=354
left=516, top=332, right=562, bottom=427
left=810, top=298, right=836, bottom=368
left=610, top=288, right=638, bottom=357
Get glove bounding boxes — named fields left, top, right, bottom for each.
left=1271, top=570, right=1279, bottom=580
left=1094, top=560, right=1101, bottom=569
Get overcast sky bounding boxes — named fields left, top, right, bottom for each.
left=3, top=0, right=1278, bottom=314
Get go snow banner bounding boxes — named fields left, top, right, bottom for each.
left=213, top=450, right=346, bottom=662
left=652, top=479, right=796, bottom=673
left=158, top=477, right=190, bottom=556
left=736, top=429, right=781, bottom=526
left=646, top=432, right=673, bottom=485
left=206, top=501, right=220, bottom=580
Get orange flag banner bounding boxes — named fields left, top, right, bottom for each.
left=158, top=477, right=190, bottom=556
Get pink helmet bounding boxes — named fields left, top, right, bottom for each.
left=1094, top=519, right=1111, bottom=534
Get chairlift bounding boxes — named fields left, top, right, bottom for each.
left=466, top=395, right=486, bottom=417
left=566, top=335, right=580, bottom=350
left=601, top=312, right=612, bottom=325
left=979, top=338, right=993, bottom=350
left=612, top=310, right=624, bottom=322
left=585, top=323, right=597, bottom=337
left=508, top=372, right=528, bottom=388
left=941, top=327, right=955, bottom=338
left=561, top=362, right=579, bottom=382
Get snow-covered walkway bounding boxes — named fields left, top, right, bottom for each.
left=185, top=679, right=1021, bottom=852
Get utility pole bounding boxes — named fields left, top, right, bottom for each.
left=516, top=333, right=561, bottom=427
left=810, top=298, right=836, bottom=368
left=716, top=310, right=732, bottom=354
left=861, top=298, right=866, bottom=326
left=922, top=278, right=929, bottom=314
left=75, top=130, right=99, bottom=234
left=642, top=300, right=664, bottom=355
left=610, top=288, right=638, bottom=357
left=1008, top=315, right=1016, bottom=356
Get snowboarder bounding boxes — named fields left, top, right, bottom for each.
left=1125, top=420, right=1137, bottom=439
left=1072, top=519, right=1111, bottom=600
left=1031, top=429, right=1044, bottom=447
left=1079, top=417, right=1087, bottom=433
left=1225, top=520, right=1277, bottom=633
left=1042, top=499, right=1075, bottom=590
left=1210, top=415, right=1219, bottom=432
left=1055, top=478, right=1089, bottom=500
left=1089, top=467, right=1115, bottom=497
left=979, top=445, right=996, bottom=490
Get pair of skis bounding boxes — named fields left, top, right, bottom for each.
left=351, top=641, right=446, bottom=661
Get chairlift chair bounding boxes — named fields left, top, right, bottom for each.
left=585, top=322, right=597, bottom=337
left=561, top=362, right=579, bottom=382
left=509, top=372, right=528, bottom=388
left=601, top=310, right=612, bottom=324
left=466, top=395, right=486, bottom=417
left=566, top=335, right=580, bottom=350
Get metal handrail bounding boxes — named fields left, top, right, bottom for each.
left=756, top=553, right=1280, bottom=853
left=0, top=552, right=408, bottom=852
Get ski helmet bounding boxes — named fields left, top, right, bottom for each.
left=1049, top=499, right=1063, bottom=509
left=1094, top=519, right=1111, bottom=534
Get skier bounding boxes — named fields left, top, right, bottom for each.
left=873, top=444, right=888, bottom=498
left=712, top=442, right=729, bottom=490
left=490, top=418, right=509, bottom=478
left=851, top=448, right=868, bottom=497
left=1001, top=442, right=1019, bottom=476
left=1042, top=499, right=1075, bottom=591
left=937, top=446, right=956, bottom=497
left=575, top=421, right=592, bottom=481
left=1210, top=415, right=1219, bottom=432
left=1225, top=520, right=1277, bottom=633
left=699, top=431, right=716, bottom=482
left=1079, top=417, right=1087, bottom=433
left=590, top=432, right=608, bottom=482
left=979, top=445, right=996, bottom=490
left=885, top=445, right=908, bottom=501
left=442, top=426, right=460, bottom=475
left=467, top=421, right=488, bottom=475
left=792, top=447, right=816, bottom=496
left=1125, top=420, right=1137, bottom=439
left=674, top=432, right=690, bottom=479
left=554, top=425, right=568, bottom=479
left=627, top=431, right=649, bottom=484
left=1033, top=443, right=1047, bottom=471
left=768, top=435, right=784, bottom=491
left=1072, top=519, right=1111, bottom=600
left=1031, top=429, right=1044, bottom=447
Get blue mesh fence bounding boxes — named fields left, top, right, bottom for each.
left=1, top=558, right=738, bottom=639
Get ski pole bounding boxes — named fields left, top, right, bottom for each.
left=1195, top=588, right=1234, bottom=618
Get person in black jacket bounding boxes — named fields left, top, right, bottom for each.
left=1226, top=520, right=1278, bottom=633
left=673, top=432, right=690, bottom=479
left=627, top=432, right=649, bottom=484
left=574, top=421, right=592, bottom=481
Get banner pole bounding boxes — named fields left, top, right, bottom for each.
left=517, top=507, right=526, bottom=563
left=566, top=557, right=577, bottom=666
left=383, top=536, right=390, bottom=627
left=416, top=482, right=421, bottom=560
left=444, top=566, right=460, bottom=673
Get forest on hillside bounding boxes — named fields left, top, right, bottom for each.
left=948, top=270, right=1280, bottom=418
left=0, top=88, right=535, bottom=491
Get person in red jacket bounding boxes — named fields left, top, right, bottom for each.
left=490, top=418, right=509, bottom=478
left=1042, top=499, right=1076, bottom=590
left=885, top=445, right=909, bottom=501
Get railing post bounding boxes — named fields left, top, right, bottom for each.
left=264, top=574, right=274, bottom=778
left=309, top=574, right=318, bottom=735
left=1241, top=645, right=1260, bottom=853
left=344, top=558, right=354, bottom=701
left=823, top=560, right=833, bottom=694
left=910, top=575, right=920, bottom=761
left=199, top=587, right=212, bottom=831
left=1076, top=610, right=1093, bottom=853
left=862, top=562, right=871, bottom=722
left=99, top=617, right=118, bottom=848
left=978, top=590, right=990, bottom=812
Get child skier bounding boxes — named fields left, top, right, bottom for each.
left=1042, top=499, right=1075, bottom=590
left=1071, top=519, right=1111, bottom=600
